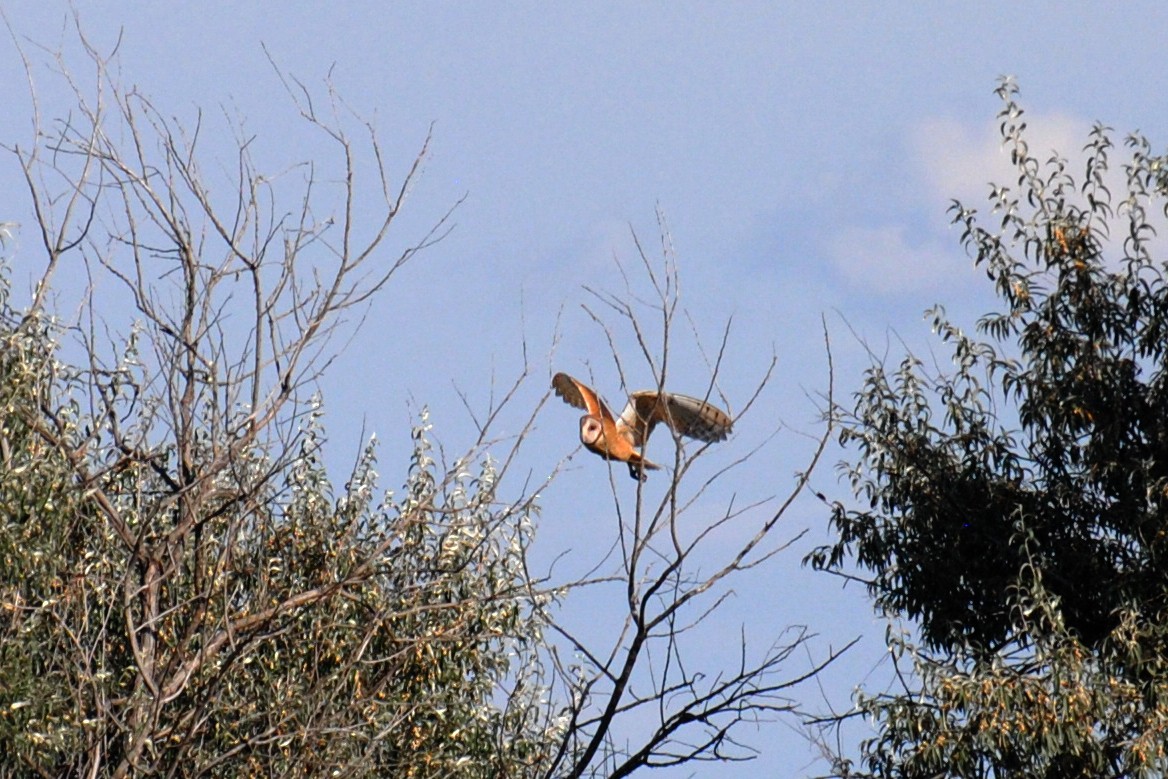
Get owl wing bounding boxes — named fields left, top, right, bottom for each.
left=619, top=390, right=733, bottom=447
left=552, top=372, right=616, bottom=422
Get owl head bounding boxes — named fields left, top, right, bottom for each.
left=579, top=415, right=604, bottom=446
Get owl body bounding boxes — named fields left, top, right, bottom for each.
left=552, top=372, right=732, bottom=480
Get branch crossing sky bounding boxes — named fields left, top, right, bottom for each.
left=3, top=4, right=1167, bottom=773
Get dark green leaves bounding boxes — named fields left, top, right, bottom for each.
left=814, top=81, right=1168, bottom=777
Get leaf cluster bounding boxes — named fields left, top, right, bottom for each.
left=810, top=79, right=1168, bottom=777
left=0, top=293, right=556, bottom=776
left=0, top=26, right=557, bottom=776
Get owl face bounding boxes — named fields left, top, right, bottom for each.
left=579, top=415, right=605, bottom=447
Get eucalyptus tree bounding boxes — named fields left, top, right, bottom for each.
left=0, top=32, right=552, bottom=779
left=813, top=80, right=1168, bottom=778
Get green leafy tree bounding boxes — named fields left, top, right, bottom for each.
left=1, top=24, right=842, bottom=779
left=812, top=79, right=1168, bottom=777
left=0, top=32, right=555, bottom=778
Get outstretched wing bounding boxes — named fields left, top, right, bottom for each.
left=552, top=372, right=615, bottom=422
left=620, top=390, right=733, bottom=446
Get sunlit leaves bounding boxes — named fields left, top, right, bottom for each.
left=0, top=265, right=556, bottom=775
left=815, top=81, right=1168, bottom=777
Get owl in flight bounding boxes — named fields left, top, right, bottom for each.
left=552, top=372, right=733, bottom=480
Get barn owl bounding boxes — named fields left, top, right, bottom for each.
left=551, top=372, right=733, bottom=480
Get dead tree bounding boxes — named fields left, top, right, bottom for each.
left=541, top=220, right=851, bottom=777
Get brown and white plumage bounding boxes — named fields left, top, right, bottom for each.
left=551, top=372, right=732, bottom=480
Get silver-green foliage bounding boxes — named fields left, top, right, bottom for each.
left=0, top=270, right=557, bottom=777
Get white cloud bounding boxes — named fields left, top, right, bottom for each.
left=828, top=110, right=1105, bottom=294
left=913, top=112, right=1093, bottom=207
left=910, top=110, right=1168, bottom=274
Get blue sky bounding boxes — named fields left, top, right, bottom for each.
left=4, top=3, right=1168, bottom=775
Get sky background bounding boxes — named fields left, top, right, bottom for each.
left=4, top=3, right=1168, bottom=775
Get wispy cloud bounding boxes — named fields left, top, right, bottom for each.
left=827, top=110, right=1099, bottom=294
left=913, top=112, right=1093, bottom=207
